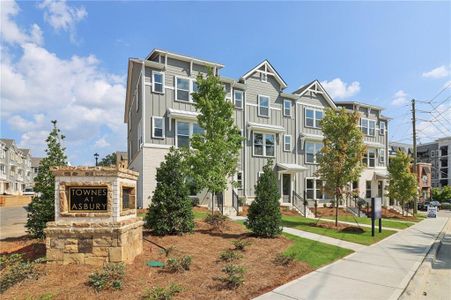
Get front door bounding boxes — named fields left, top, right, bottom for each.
left=282, top=174, right=291, bottom=203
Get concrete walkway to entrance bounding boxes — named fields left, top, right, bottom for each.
left=255, top=216, right=448, bottom=300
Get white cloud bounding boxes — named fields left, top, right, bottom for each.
left=38, top=0, right=87, bottom=43
left=95, top=137, right=111, bottom=148
left=391, top=90, right=408, bottom=106
left=0, top=0, right=43, bottom=45
left=1, top=1, right=126, bottom=163
left=422, top=65, right=450, bottom=79
left=320, top=78, right=360, bottom=99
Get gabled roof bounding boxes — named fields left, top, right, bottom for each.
left=31, top=157, right=43, bottom=167
left=241, top=60, right=288, bottom=89
left=146, top=49, right=224, bottom=69
left=19, top=148, right=31, bottom=156
left=124, top=58, right=143, bottom=123
left=0, top=138, right=15, bottom=148
left=293, top=80, right=337, bottom=109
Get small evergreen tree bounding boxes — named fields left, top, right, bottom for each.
left=387, top=151, right=417, bottom=214
left=145, top=148, right=194, bottom=235
left=245, top=160, right=282, bottom=238
left=26, top=120, right=67, bottom=238
left=98, top=152, right=116, bottom=166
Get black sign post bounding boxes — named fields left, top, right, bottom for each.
left=68, top=187, right=108, bottom=212
left=371, top=197, right=382, bottom=237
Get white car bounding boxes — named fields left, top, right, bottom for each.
left=23, top=188, right=35, bottom=196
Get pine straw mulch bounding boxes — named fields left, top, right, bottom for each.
left=313, top=221, right=365, bottom=233
left=314, top=207, right=352, bottom=217
left=1, top=220, right=312, bottom=300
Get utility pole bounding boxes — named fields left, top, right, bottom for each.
left=412, top=99, right=418, bottom=214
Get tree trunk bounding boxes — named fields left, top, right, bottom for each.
left=335, top=193, right=339, bottom=227
left=211, top=191, right=215, bottom=214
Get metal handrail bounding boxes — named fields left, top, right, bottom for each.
left=292, top=190, right=307, bottom=216
left=232, top=189, right=239, bottom=213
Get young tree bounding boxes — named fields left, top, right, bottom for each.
left=432, top=186, right=451, bottom=202
left=245, top=160, right=282, bottom=237
left=98, top=152, right=117, bottom=166
left=189, top=69, right=243, bottom=212
left=145, top=148, right=194, bottom=235
left=387, top=151, right=418, bottom=214
left=315, top=108, right=366, bottom=226
left=26, top=120, right=67, bottom=238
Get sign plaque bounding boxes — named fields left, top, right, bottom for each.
left=69, top=186, right=108, bottom=212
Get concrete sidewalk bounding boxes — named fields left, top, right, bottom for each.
left=255, top=216, right=448, bottom=300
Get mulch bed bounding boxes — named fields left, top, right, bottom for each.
left=313, top=222, right=365, bottom=233
left=1, top=220, right=312, bottom=300
left=315, top=207, right=352, bottom=217
left=380, top=208, right=418, bottom=221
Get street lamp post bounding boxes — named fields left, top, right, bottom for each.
left=94, top=153, right=99, bottom=166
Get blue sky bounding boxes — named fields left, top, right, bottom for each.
left=1, top=1, right=450, bottom=165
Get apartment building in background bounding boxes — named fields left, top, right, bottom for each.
left=417, top=137, right=451, bottom=188
left=124, top=49, right=390, bottom=214
left=0, top=139, right=34, bottom=195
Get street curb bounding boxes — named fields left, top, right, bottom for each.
left=396, top=218, right=449, bottom=300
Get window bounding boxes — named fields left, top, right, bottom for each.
left=379, top=149, right=385, bottom=165
left=366, top=181, right=372, bottom=198
left=306, top=179, right=324, bottom=200
left=176, top=121, right=204, bottom=148
left=192, top=81, right=198, bottom=101
left=175, top=77, right=190, bottom=101
left=0, top=165, right=5, bottom=175
left=431, top=151, right=435, bottom=157
left=306, top=179, right=314, bottom=200
left=152, top=117, right=165, bottom=139
left=305, top=108, right=323, bottom=128
left=176, top=121, right=190, bottom=148
left=305, top=142, right=323, bottom=164
left=253, top=132, right=275, bottom=157
left=316, top=180, right=323, bottom=200
left=236, top=171, right=243, bottom=189
left=361, top=118, right=376, bottom=136
left=284, top=135, right=292, bottom=152
left=368, top=149, right=376, bottom=167
left=260, top=72, right=267, bottom=82
left=283, top=100, right=291, bottom=117
left=258, top=95, right=270, bottom=117
left=234, top=90, right=243, bottom=109
left=379, top=122, right=385, bottom=135
left=152, top=71, right=164, bottom=93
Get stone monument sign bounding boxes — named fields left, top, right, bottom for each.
left=45, top=166, right=143, bottom=265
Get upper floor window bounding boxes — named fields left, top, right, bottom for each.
left=152, top=116, right=165, bottom=139
left=363, top=149, right=376, bottom=167
left=234, top=90, right=243, bottom=109
left=258, top=95, right=270, bottom=117
left=283, top=100, right=292, bottom=117
left=152, top=71, right=164, bottom=94
left=366, top=181, right=372, bottom=198
left=305, top=108, right=324, bottom=128
left=236, top=171, right=243, bottom=189
left=283, top=135, right=292, bottom=152
left=379, top=121, right=386, bottom=135
left=0, top=164, right=5, bottom=175
left=379, top=149, right=385, bottom=165
left=305, top=142, right=323, bottom=164
left=176, top=121, right=204, bottom=148
left=361, top=118, right=376, bottom=136
left=253, top=132, right=275, bottom=157
left=176, top=77, right=190, bottom=102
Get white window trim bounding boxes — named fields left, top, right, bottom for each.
left=253, top=132, right=276, bottom=157
left=236, top=171, right=243, bottom=190
left=361, top=118, right=376, bottom=136
left=365, top=149, right=376, bottom=168
left=175, top=120, right=203, bottom=148
left=258, top=95, right=270, bottom=118
left=233, top=89, right=244, bottom=109
left=379, top=122, right=385, bottom=135
left=283, top=135, right=292, bottom=152
left=152, top=71, right=165, bottom=94
left=175, top=76, right=197, bottom=103
left=151, top=116, right=165, bottom=139
left=260, top=72, right=268, bottom=82
left=305, top=141, right=323, bottom=164
left=379, top=149, right=385, bottom=165
left=305, top=177, right=325, bottom=200
left=283, top=99, right=292, bottom=117
left=304, top=107, right=324, bottom=129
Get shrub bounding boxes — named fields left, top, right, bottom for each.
left=273, top=253, right=295, bottom=266
left=88, top=263, right=125, bottom=292
left=323, top=203, right=327, bottom=208
left=441, top=203, right=451, bottom=210
left=204, top=212, right=228, bottom=232
left=217, top=264, right=245, bottom=289
left=165, top=256, right=192, bottom=273
left=231, top=239, right=251, bottom=251
left=159, top=246, right=175, bottom=257
left=145, top=148, right=194, bottom=235
left=219, top=250, right=242, bottom=262
left=0, top=254, right=41, bottom=293
left=142, top=283, right=183, bottom=300
left=237, top=196, right=245, bottom=207
left=245, top=160, right=282, bottom=238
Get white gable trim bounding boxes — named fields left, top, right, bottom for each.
left=241, top=60, right=287, bottom=88
left=296, top=80, right=337, bottom=110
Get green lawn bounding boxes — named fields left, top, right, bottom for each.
left=193, top=209, right=208, bottom=220
left=322, top=215, right=414, bottom=229
left=282, top=215, right=396, bottom=246
left=283, top=233, right=353, bottom=268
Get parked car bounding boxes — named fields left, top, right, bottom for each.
left=23, top=188, right=35, bottom=196
left=418, top=202, right=428, bottom=211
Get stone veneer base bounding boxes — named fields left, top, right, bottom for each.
left=45, top=218, right=143, bottom=265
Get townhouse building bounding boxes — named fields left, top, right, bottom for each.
left=124, top=49, right=390, bottom=214
left=417, top=137, right=451, bottom=187
left=0, top=139, right=34, bottom=195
